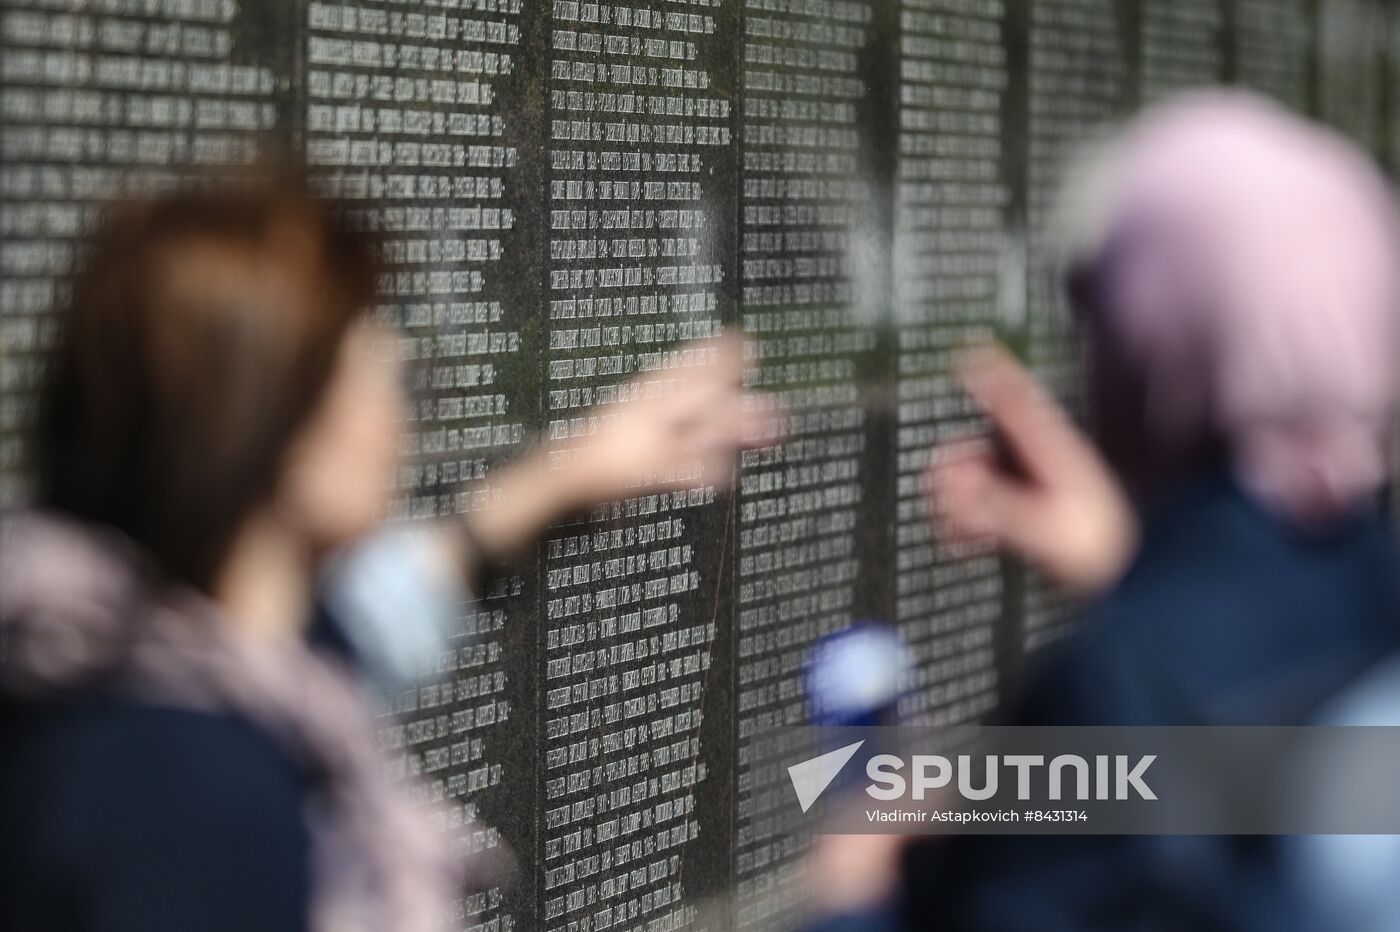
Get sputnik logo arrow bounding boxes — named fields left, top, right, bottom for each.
left=788, top=740, right=865, bottom=813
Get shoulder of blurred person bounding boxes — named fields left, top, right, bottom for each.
left=1031, top=469, right=1400, bottom=728
left=0, top=510, right=317, bottom=931
left=897, top=471, right=1400, bottom=932
left=0, top=696, right=312, bottom=932
left=0, top=509, right=416, bottom=932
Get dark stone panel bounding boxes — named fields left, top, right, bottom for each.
left=539, top=0, right=738, bottom=927
left=891, top=0, right=1013, bottom=727
left=1017, top=0, right=1135, bottom=653
left=300, top=3, right=542, bottom=930
left=732, top=0, right=895, bottom=921
left=1232, top=0, right=1313, bottom=112
left=0, top=0, right=299, bottom=505
left=1317, top=0, right=1388, bottom=153
left=1139, top=0, right=1223, bottom=102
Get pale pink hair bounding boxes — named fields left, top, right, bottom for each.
left=1070, top=91, right=1400, bottom=522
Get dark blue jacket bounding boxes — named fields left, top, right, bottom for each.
left=899, top=473, right=1400, bottom=931
left=0, top=606, right=355, bottom=932
left=0, top=700, right=312, bottom=932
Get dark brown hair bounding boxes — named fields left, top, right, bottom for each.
left=35, top=174, right=378, bottom=589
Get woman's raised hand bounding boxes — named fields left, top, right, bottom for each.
left=559, top=331, right=782, bottom=506
left=455, top=333, right=782, bottom=578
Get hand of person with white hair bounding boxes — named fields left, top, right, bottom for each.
left=925, top=344, right=1138, bottom=596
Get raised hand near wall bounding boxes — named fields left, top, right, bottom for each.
left=925, top=343, right=1137, bottom=597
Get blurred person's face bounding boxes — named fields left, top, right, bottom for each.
left=277, top=322, right=405, bottom=551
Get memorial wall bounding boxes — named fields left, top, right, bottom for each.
left=2, top=0, right=1398, bottom=929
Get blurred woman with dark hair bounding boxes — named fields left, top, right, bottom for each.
left=0, top=179, right=768, bottom=932
left=807, top=92, right=1400, bottom=930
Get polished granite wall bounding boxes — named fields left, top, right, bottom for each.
left=2, top=0, right=1397, bottom=928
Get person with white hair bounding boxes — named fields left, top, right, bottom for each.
left=807, top=90, right=1400, bottom=932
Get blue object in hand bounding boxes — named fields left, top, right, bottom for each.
left=805, top=621, right=911, bottom=727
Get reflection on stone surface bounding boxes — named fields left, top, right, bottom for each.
left=542, top=1, right=729, bottom=925
left=304, top=3, right=530, bottom=927
left=736, top=0, right=874, bottom=922
left=0, top=0, right=286, bottom=506
left=893, top=0, right=1006, bottom=728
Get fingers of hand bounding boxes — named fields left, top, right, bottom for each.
left=926, top=438, right=1042, bottom=554
left=955, top=344, right=1087, bottom=482
left=589, top=334, right=775, bottom=496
